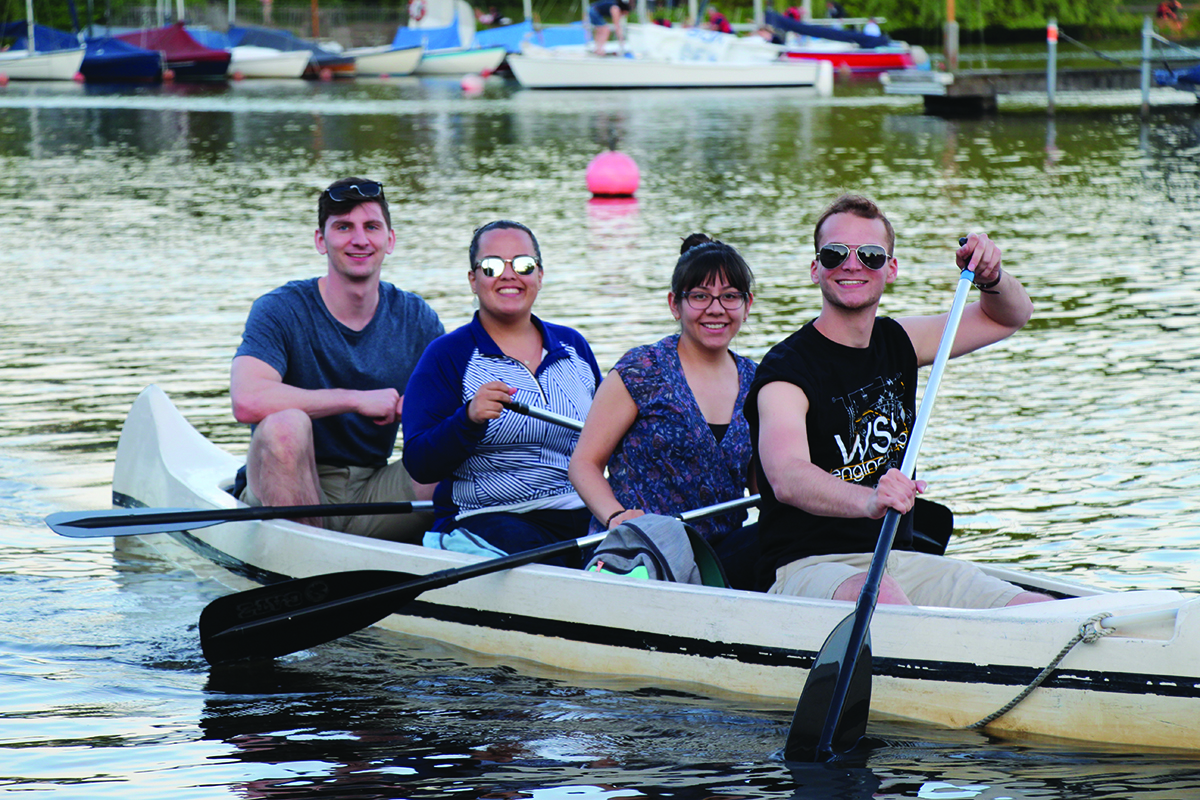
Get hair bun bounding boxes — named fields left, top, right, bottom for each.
left=680, top=233, right=715, bottom=255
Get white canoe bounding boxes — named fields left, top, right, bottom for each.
left=228, top=46, right=310, bottom=79
left=413, top=45, right=506, bottom=75
left=508, top=51, right=834, bottom=93
left=112, top=385, right=1200, bottom=751
left=342, top=44, right=423, bottom=76
left=0, top=46, right=85, bottom=80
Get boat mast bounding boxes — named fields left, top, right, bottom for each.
left=26, top=0, right=35, bottom=54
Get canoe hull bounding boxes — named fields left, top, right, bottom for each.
left=113, top=385, right=1200, bottom=750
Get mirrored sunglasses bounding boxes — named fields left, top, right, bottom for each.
left=473, top=255, right=540, bottom=277
left=817, top=243, right=891, bottom=271
left=325, top=182, right=384, bottom=203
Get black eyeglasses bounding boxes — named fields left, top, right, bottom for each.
left=473, top=255, right=540, bottom=277
left=325, top=182, right=384, bottom=203
left=681, top=290, right=749, bottom=311
left=816, top=243, right=891, bottom=271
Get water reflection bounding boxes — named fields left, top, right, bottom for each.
left=4, top=78, right=1200, bottom=796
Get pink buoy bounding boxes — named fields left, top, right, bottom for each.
left=460, top=73, right=485, bottom=96
left=0, top=73, right=9, bottom=87
left=73, top=71, right=85, bottom=83
left=319, top=67, right=334, bottom=81
left=162, top=68, right=175, bottom=82
left=585, top=150, right=639, bottom=198
left=232, top=70, right=245, bottom=81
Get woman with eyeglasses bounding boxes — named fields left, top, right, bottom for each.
left=402, top=220, right=602, bottom=564
left=568, top=235, right=760, bottom=589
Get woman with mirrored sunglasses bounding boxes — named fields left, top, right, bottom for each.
left=568, top=234, right=761, bottom=590
left=402, top=220, right=602, bottom=566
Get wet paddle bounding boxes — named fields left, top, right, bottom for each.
left=785, top=246, right=976, bottom=762
left=45, top=500, right=436, bottom=539
left=198, top=494, right=760, bottom=666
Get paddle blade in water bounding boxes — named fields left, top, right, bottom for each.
left=784, top=613, right=873, bottom=761
left=199, top=569, right=422, bottom=666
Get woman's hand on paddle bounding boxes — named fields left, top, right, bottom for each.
left=468, top=381, right=517, bottom=425
left=956, top=232, right=1002, bottom=286
left=866, top=468, right=926, bottom=519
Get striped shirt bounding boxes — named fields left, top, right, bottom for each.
left=402, top=313, right=601, bottom=518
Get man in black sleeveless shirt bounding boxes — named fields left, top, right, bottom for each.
left=745, top=194, right=1053, bottom=608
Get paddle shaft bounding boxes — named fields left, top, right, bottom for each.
left=201, top=493, right=761, bottom=664
left=814, top=265, right=976, bottom=759
left=47, top=500, right=436, bottom=537
left=505, top=400, right=584, bottom=432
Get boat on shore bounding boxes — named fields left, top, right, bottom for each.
left=116, top=23, right=230, bottom=80
left=105, top=384, right=1200, bottom=751
left=766, top=11, right=919, bottom=76
left=0, top=20, right=85, bottom=80
left=392, top=2, right=508, bottom=76
left=508, top=24, right=834, bottom=91
left=186, top=28, right=311, bottom=79
left=228, top=25, right=355, bottom=79
left=341, top=43, right=423, bottom=76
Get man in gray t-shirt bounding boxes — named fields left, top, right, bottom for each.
left=230, top=177, right=444, bottom=541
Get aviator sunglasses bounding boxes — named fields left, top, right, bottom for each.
left=325, top=181, right=384, bottom=203
left=473, top=255, right=540, bottom=277
left=816, top=243, right=892, bottom=271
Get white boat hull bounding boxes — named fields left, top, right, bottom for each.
left=343, top=44, right=423, bottom=76
left=229, top=46, right=311, bottom=79
left=0, top=46, right=85, bottom=80
left=111, top=385, right=1200, bottom=750
left=413, top=46, right=506, bottom=75
left=509, top=52, right=834, bottom=92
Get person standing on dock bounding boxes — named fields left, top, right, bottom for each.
left=746, top=193, right=1054, bottom=608
left=230, top=178, right=444, bottom=541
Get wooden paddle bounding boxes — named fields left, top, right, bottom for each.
left=45, top=500, right=436, bottom=538
left=784, top=247, right=976, bottom=762
left=198, top=494, right=761, bottom=666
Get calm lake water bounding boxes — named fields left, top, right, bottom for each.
left=3, top=73, right=1200, bottom=797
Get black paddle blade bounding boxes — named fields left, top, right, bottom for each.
left=46, top=508, right=230, bottom=538
left=199, top=570, right=421, bottom=666
left=785, top=614, right=873, bottom=762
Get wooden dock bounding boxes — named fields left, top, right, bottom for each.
left=881, top=67, right=1149, bottom=115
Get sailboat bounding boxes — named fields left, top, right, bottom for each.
left=393, top=0, right=507, bottom=75
left=0, top=0, right=85, bottom=80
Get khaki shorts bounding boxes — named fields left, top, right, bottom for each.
left=240, top=460, right=435, bottom=543
left=767, top=550, right=1024, bottom=609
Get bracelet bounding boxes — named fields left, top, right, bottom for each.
left=972, top=267, right=1002, bottom=294
left=605, top=509, right=626, bottom=527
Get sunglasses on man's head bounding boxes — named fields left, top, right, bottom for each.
left=325, top=182, right=384, bottom=203
left=816, top=243, right=891, bottom=271
left=473, top=255, right=540, bottom=277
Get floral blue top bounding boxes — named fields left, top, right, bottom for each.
left=595, top=334, right=757, bottom=539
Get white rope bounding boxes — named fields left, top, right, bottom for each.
left=968, top=612, right=1115, bottom=729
